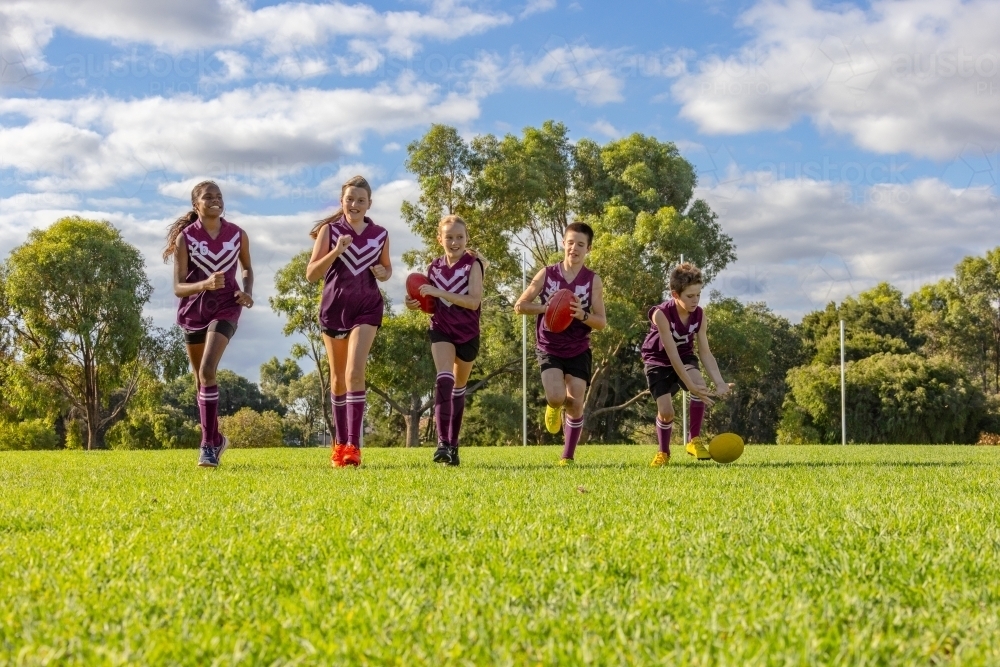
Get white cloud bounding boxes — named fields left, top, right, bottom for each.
left=0, top=0, right=512, bottom=83
left=0, top=79, right=480, bottom=192
left=671, top=0, right=1000, bottom=159
left=589, top=119, right=620, bottom=138
left=467, top=41, right=625, bottom=105
left=521, top=0, right=557, bottom=19
left=700, top=172, right=1000, bottom=316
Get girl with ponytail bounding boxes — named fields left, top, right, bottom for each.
left=306, top=176, right=392, bottom=468
left=165, top=180, right=254, bottom=468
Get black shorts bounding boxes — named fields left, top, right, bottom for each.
left=645, top=356, right=699, bottom=400
left=429, top=330, right=480, bottom=363
left=323, top=325, right=380, bottom=340
left=184, top=320, right=237, bottom=345
left=323, top=328, right=351, bottom=340
left=537, top=349, right=592, bottom=386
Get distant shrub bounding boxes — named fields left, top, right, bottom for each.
left=0, top=419, right=60, bottom=450
left=462, top=391, right=523, bottom=446
left=220, top=408, right=283, bottom=448
left=781, top=353, right=985, bottom=444
left=106, top=407, right=200, bottom=450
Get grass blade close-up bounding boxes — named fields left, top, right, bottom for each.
left=2, top=445, right=1000, bottom=665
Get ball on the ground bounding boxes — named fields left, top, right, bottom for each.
left=544, top=288, right=575, bottom=333
left=709, top=433, right=744, bottom=463
left=406, top=273, right=435, bottom=313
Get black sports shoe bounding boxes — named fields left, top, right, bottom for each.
left=447, top=445, right=460, bottom=466
left=433, top=443, right=452, bottom=464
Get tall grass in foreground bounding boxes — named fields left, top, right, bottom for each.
left=2, top=446, right=999, bottom=665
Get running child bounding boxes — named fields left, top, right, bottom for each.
left=404, top=215, right=484, bottom=466
left=514, top=222, right=607, bottom=465
left=640, top=262, right=731, bottom=467
left=306, top=175, right=391, bottom=467
left=165, top=180, right=254, bottom=468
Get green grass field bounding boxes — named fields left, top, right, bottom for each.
left=2, top=445, right=1000, bottom=666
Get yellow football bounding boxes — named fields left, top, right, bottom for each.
left=709, top=432, right=744, bottom=463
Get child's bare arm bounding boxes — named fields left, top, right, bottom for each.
left=696, top=320, right=731, bottom=397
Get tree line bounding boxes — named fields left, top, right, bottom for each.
left=2, top=122, right=998, bottom=449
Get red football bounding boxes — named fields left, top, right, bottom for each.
left=544, top=288, right=575, bottom=333
left=406, top=273, right=435, bottom=314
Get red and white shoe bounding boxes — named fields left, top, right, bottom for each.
left=331, top=443, right=347, bottom=468
left=342, top=444, right=361, bottom=467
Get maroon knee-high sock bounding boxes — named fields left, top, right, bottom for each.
left=450, top=385, right=467, bottom=448
left=689, top=398, right=706, bottom=438
left=434, top=372, right=455, bottom=445
left=198, top=385, right=220, bottom=446
left=331, top=393, right=347, bottom=444
left=656, top=417, right=673, bottom=454
left=346, top=390, right=366, bottom=447
left=562, top=414, right=585, bottom=460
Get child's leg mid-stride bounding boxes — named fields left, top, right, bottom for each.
left=431, top=342, right=457, bottom=465
left=449, top=358, right=474, bottom=458
left=559, top=375, right=587, bottom=464
left=683, top=365, right=712, bottom=460
left=429, top=340, right=475, bottom=466
left=325, top=325, right=378, bottom=467
left=324, top=332, right=350, bottom=466
left=188, top=331, right=231, bottom=467
left=651, top=394, right=675, bottom=467
left=541, top=368, right=568, bottom=435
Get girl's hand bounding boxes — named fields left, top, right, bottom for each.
left=418, top=284, right=440, bottom=298
left=370, top=264, right=388, bottom=280
left=234, top=290, right=254, bottom=308
left=714, top=382, right=734, bottom=398
left=404, top=296, right=421, bottom=310
left=203, top=272, right=225, bottom=291
left=334, top=235, right=352, bottom=253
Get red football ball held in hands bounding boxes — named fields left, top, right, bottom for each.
left=544, top=288, right=575, bottom=333
left=406, top=273, right=435, bottom=313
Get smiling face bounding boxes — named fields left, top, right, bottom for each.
left=562, top=231, right=591, bottom=266
left=672, top=284, right=702, bottom=313
left=193, top=184, right=223, bottom=220
left=438, top=221, right=468, bottom=258
left=341, top=185, right=371, bottom=224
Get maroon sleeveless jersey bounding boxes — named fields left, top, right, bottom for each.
left=176, top=218, right=244, bottom=331
left=641, top=299, right=703, bottom=367
left=428, top=253, right=482, bottom=344
left=535, top=263, right=595, bottom=358
left=318, top=216, right=387, bottom=331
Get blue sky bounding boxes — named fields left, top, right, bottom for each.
left=2, top=0, right=998, bottom=379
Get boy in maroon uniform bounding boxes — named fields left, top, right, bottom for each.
left=641, top=263, right=730, bottom=466
left=306, top=175, right=391, bottom=467
left=405, top=215, right=484, bottom=465
left=164, top=180, right=254, bottom=468
left=515, top=222, right=607, bottom=465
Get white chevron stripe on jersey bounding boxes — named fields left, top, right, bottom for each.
left=187, top=242, right=240, bottom=274
left=430, top=265, right=470, bottom=290
left=333, top=230, right=387, bottom=276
